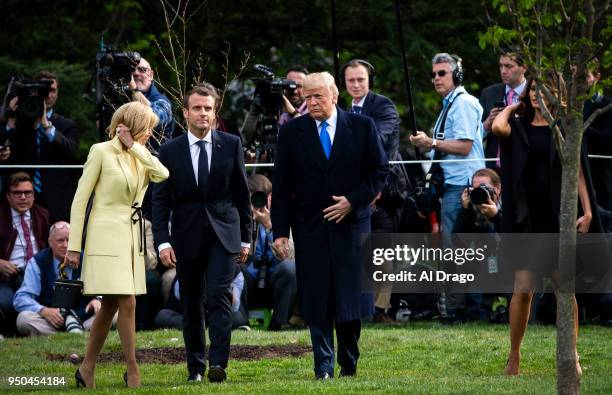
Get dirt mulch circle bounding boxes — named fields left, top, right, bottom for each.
left=46, top=344, right=311, bottom=364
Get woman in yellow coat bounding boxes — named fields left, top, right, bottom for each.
left=64, top=102, right=169, bottom=388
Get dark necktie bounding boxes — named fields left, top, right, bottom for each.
left=352, top=105, right=362, bottom=114
left=196, top=140, right=209, bottom=192
left=20, top=214, right=34, bottom=261
left=34, top=126, right=46, bottom=193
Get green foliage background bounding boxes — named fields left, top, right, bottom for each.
left=0, top=0, right=608, bottom=160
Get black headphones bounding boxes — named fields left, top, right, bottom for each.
left=340, top=59, right=375, bottom=89
left=451, top=55, right=464, bottom=85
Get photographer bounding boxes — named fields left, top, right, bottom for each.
left=130, top=58, right=174, bottom=150
left=279, top=65, right=309, bottom=125
left=244, top=174, right=298, bottom=330
left=453, top=168, right=502, bottom=234
left=1, top=71, right=79, bottom=223
left=451, top=168, right=503, bottom=323
left=0, top=172, right=49, bottom=336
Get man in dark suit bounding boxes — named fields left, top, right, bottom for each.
left=342, top=59, right=401, bottom=323
left=1, top=71, right=79, bottom=223
left=479, top=48, right=527, bottom=171
left=152, top=84, right=252, bottom=383
left=272, top=72, right=389, bottom=379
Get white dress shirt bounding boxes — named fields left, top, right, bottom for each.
left=9, top=208, right=38, bottom=269
left=187, top=129, right=212, bottom=184
left=314, top=107, right=338, bottom=144
left=158, top=129, right=250, bottom=253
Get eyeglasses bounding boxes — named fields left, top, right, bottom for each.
left=50, top=222, right=70, bottom=233
left=431, top=70, right=448, bottom=79
left=135, top=66, right=151, bottom=73
left=9, top=190, right=34, bottom=198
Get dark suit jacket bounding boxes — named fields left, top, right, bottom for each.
left=479, top=83, right=506, bottom=166
left=1, top=112, right=79, bottom=222
left=271, top=108, right=389, bottom=323
left=360, top=92, right=400, bottom=159
left=152, top=131, right=252, bottom=258
left=0, top=203, right=49, bottom=262
left=583, top=95, right=612, bottom=209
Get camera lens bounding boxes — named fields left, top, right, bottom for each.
left=470, top=186, right=490, bottom=205
left=250, top=191, right=267, bottom=208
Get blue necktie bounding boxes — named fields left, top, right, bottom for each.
left=352, top=105, right=362, bottom=114
left=319, top=120, right=332, bottom=159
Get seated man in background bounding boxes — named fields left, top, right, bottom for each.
left=0, top=172, right=49, bottom=336
left=245, top=174, right=299, bottom=330
left=13, top=222, right=101, bottom=336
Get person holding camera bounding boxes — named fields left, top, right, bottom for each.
left=279, top=65, right=309, bottom=125
left=479, top=47, right=528, bottom=171
left=13, top=221, right=103, bottom=336
left=1, top=71, right=80, bottom=223
left=453, top=168, right=502, bottom=234
left=130, top=57, right=174, bottom=150
left=244, top=174, right=298, bottom=331
left=0, top=172, right=49, bottom=336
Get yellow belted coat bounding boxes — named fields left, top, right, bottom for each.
left=68, top=137, right=169, bottom=295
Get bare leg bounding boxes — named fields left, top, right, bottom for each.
left=504, top=270, right=535, bottom=376
left=79, top=296, right=119, bottom=388
left=116, top=295, right=140, bottom=387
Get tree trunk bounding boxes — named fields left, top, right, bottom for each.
left=556, top=115, right=583, bottom=395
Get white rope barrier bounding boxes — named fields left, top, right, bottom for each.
left=1, top=155, right=611, bottom=169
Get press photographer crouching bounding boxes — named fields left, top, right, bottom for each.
left=244, top=174, right=300, bottom=331
left=452, top=168, right=505, bottom=323
left=13, top=222, right=104, bottom=336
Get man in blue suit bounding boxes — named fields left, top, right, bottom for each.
left=272, top=72, right=389, bottom=380
left=152, top=84, right=252, bottom=383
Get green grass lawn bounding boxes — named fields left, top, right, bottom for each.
left=1, top=322, right=610, bottom=394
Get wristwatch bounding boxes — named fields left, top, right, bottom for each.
left=431, top=138, right=437, bottom=149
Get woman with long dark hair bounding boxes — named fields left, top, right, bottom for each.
left=64, top=102, right=169, bottom=388
left=492, top=72, right=597, bottom=376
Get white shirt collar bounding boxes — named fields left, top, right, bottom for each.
left=314, top=107, right=338, bottom=130
left=11, top=208, right=30, bottom=221
left=505, top=79, right=527, bottom=96
left=352, top=95, right=366, bottom=108
left=187, top=129, right=212, bottom=146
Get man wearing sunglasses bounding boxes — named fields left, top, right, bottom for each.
left=0, top=172, right=49, bottom=336
left=130, top=58, right=175, bottom=150
left=410, top=53, right=485, bottom=235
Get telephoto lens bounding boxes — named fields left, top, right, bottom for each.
left=63, top=310, right=84, bottom=334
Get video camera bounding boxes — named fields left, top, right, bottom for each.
left=246, top=65, right=297, bottom=164
left=94, top=44, right=141, bottom=140
left=3, top=77, right=53, bottom=124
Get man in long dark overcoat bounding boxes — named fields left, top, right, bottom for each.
left=272, top=71, right=389, bottom=379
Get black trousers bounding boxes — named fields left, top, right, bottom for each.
left=176, top=226, right=235, bottom=375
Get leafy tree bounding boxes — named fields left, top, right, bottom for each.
left=480, top=0, right=611, bottom=393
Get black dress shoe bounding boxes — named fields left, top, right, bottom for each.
left=315, top=372, right=331, bottom=380
left=207, top=366, right=227, bottom=383
left=339, top=368, right=356, bottom=377
left=187, top=373, right=203, bottom=382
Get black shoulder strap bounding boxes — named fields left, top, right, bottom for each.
left=432, top=92, right=465, bottom=161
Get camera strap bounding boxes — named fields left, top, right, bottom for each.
left=430, top=91, right=465, bottom=168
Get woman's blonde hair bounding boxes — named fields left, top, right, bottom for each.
left=107, top=102, right=159, bottom=141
